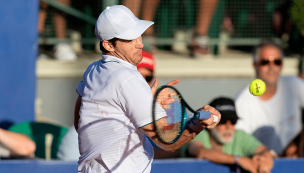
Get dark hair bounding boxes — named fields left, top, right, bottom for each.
left=252, top=40, right=284, bottom=63
left=100, top=38, right=133, bottom=53
left=99, top=38, right=119, bottom=53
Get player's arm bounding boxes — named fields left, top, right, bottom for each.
left=141, top=105, right=219, bottom=152
left=74, top=96, right=81, bottom=131
left=0, top=128, right=36, bottom=156
left=188, top=140, right=258, bottom=173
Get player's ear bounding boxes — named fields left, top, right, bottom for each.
left=102, top=40, right=115, bottom=52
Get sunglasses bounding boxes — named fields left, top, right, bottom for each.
left=259, top=59, right=282, bottom=66
left=218, top=119, right=237, bottom=125
left=144, top=75, right=154, bottom=82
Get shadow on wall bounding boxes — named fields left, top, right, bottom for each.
left=252, top=126, right=282, bottom=154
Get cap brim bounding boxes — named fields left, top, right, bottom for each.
left=115, top=20, right=154, bottom=40
left=220, top=111, right=239, bottom=120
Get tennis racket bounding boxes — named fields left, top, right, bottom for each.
left=152, top=85, right=217, bottom=144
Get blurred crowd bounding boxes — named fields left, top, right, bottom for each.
left=2, top=0, right=304, bottom=173
left=37, top=0, right=304, bottom=60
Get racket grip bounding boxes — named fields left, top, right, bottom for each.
left=196, top=111, right=211, bottom=120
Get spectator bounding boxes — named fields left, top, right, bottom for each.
left=38, top=0, right=77, bottom=61
left=234, top=40, right=304, bottom=157
left=123, top=0, right=219, bottom=57
left=56, top=126, right=79, bottom=160
left=136, top=51, right=155, bottom=86
left=190, top=0, right=219, bottom=58
left=282, top=56, right=304, bottom=158
left=0, top=128, right=36, bottom=158
left=123, top=0, right=160, bottom=52
left=183, top=97, right=273, bottom=173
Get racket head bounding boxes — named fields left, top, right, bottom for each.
left=152, top=85, right=187, bottom=144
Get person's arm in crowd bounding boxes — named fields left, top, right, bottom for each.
left=0, top=128, right=36, bottom=156
left=188, top=140, right=258, bottom=173
left=252, top=145, right=274, bottom=173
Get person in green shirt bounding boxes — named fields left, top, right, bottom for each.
left=182, top=97, right=274, bottom=173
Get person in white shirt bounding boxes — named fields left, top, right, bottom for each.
left=235, top=40, right=304, bottom=157
left=74, top=5, right=221, bottom=173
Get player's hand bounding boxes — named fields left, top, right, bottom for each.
left=151, top=78, right=179, bottom=97
left=151, top=79, right=179, bottom=109
left=238, top=157, right=258, bottom=173
left=252, top=155, right=273, bottom=173
left=197, top=105, right=221, bottom=129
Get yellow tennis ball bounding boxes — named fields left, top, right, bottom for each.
left=249, top=79, right=266, bottom=96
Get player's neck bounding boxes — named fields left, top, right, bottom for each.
left=259, top=84, right=277, bottom=101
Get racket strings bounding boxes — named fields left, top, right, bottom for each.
left=154, top=88, right=184, bottom=143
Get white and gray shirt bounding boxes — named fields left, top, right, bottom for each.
left=76, top=55, right=165, bottom=173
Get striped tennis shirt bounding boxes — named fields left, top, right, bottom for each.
left=76, top=55, right=165, bottom=173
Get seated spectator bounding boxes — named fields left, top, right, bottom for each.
left=38, top=0, right=77, bottom=61
left=282, top=57, right=304, bottom=158
left=235, top=40, right=304, bottom=157
left=182, top=97, right=273, bottom=173
left=0, top=128, right=36, bottom=158
left=190, top=0, right=219, bottom=58
left=123, top=0, right=160, bottom=52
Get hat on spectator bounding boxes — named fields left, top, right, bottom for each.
left=95, top=5, right=154, bottom=41
left=209, top=97, right=239, bottom=120
left=137, top=51, right=155, bottom=72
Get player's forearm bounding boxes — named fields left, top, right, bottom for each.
left=157, top=126, right=200, bottom=152
left=0, top=129, right=36, bottom=156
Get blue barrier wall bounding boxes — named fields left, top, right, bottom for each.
left=0, top=159, right=304, bottom=173
left=0, top=0, right=38, bottom=126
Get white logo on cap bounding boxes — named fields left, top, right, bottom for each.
left=215, top=105, right=235, bottom=111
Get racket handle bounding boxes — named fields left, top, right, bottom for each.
left=196, top=111, right=211, bottom=120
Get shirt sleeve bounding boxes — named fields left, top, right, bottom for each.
left=119, top=76, right=166, bottom=128
left=235, top=130, right=262, bottom=157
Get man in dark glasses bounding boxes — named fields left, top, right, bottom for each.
left=137, top=50, right=155, bottom=85
left=234, top=40, right=304, bottom=158
left=183, top=97, right=273, bottom=173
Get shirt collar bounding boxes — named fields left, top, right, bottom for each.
left=101, top=54, right=137, bottom=70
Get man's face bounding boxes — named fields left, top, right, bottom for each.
left=254, top=46, right=283, bottom=86
left=210, top=119, right=235, bottom=144
left=138, top=67, right=154, bottom=86
left=113, top=36, right=144, bottom=65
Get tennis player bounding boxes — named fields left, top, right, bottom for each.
left=74, top=5, right=221, bottom=173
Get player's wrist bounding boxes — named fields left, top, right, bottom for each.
left=188, top=119, right=205, bottom=133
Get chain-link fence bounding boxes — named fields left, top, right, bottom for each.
left=39, top=0, right=292, bottom=49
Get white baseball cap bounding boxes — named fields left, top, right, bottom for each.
left=95, top=5, right=154, bottom=41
